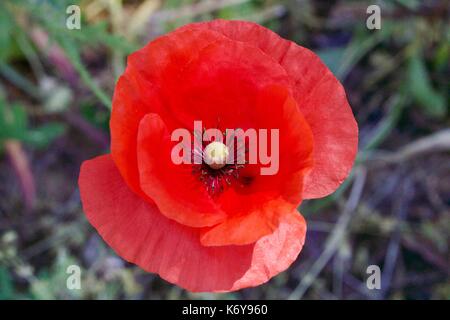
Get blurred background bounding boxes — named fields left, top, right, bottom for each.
left=0, top=0, right=448, bottom=300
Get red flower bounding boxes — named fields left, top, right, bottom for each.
left=79, top=20, right=358, bottom=292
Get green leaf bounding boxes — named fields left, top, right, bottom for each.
left=0, top=98, right=65, bottom=148
left=434, top=42, right=449, bottom=70
left=318, top=48, right=345, bottom=75
left=58, top=36, right=112, bottom=109
left=336, top=24, right=393, bottom=80
left=395, top=0, right=421, bottom=10
left=0, top=102, right=28, bottom=141
left=0, top=267, right=14, bottom=300
left=407, top=55, right=447, bottom=118
left=24, top=123, right=66, bottom=148
left=0, top=2, right=17, bottom=62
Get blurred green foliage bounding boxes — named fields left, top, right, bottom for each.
left=0, top=0, right=448, bottom=300
left=0, top=98, right=65, bottom=150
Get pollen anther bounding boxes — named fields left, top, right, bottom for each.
left=203, top=141, right=229, bottom=170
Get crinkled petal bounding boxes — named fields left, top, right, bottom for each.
left=182, top=19, right=358, bottom=199
left=110, top=73, right=162, bottom=199
left=200, top=86, right=314, bottom=246
left=165, top=36, right=291, bottom=131
left=111, top=28, right=229, bottom=198
left=78, top=154, right=307, bottom=292
left=137, top=113, right=226, bottom=228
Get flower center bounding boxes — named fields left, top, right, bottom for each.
left=203, top=141, right=229, bottom=170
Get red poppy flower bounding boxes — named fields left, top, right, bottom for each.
left=79, top=20, right=358, bottom=292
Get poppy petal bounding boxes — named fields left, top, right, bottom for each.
left=182, top=20, right=358, bottom=199
left=165, top=37, right=291, bottom=131
left=200, top=196, right=301, bottom=247
left=136, top=113, right=227, bottom=228
left=111, top=28, right=229, bottom=199
left=110, top=73, right=162, bottom=199
left=79, top=154, right=307, bottom=292
left=199, top=86, right=314, bottom=246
